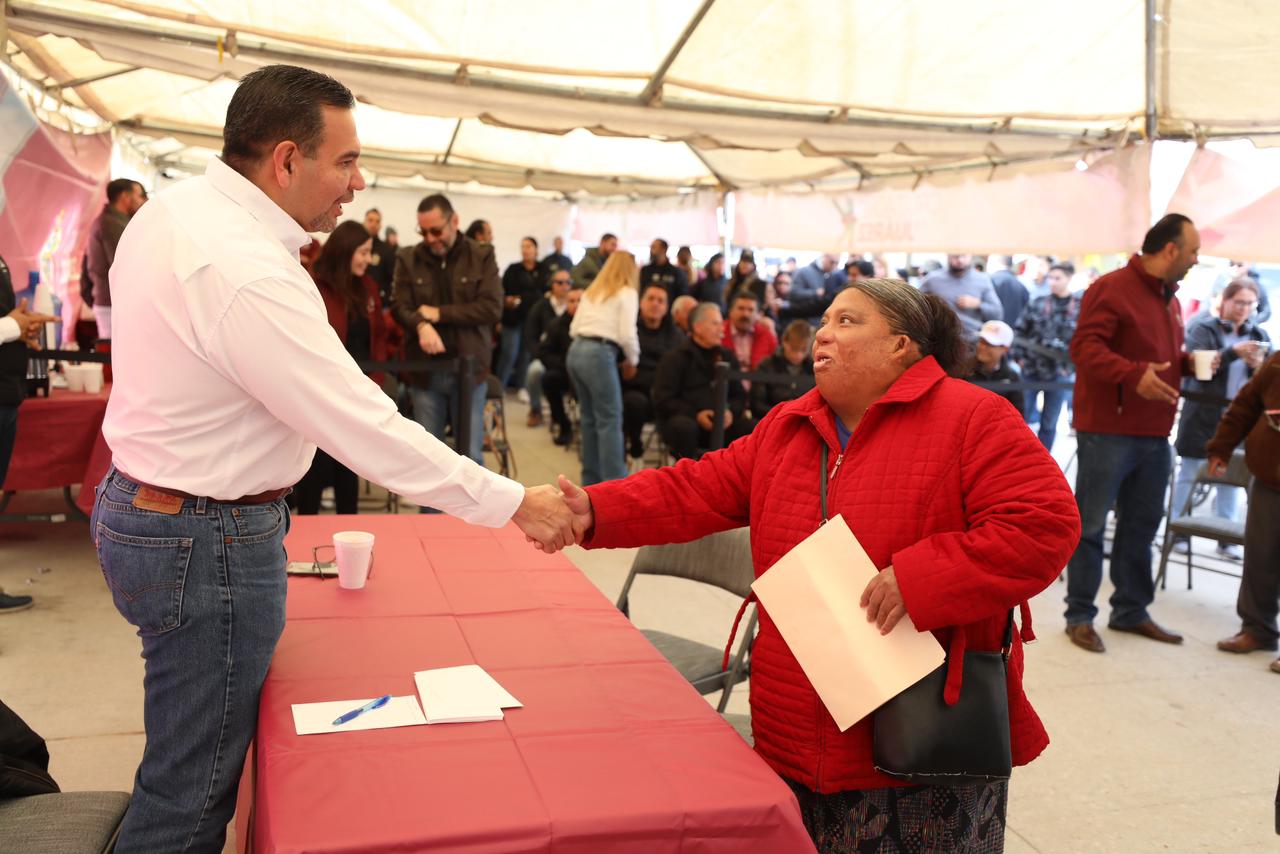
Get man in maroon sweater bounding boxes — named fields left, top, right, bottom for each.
left=1064, top=214, right=1208, bottom=653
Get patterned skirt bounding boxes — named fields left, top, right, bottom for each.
left=784, top=778, right=1008, bottom=853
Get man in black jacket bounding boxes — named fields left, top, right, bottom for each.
left=362, top=208, right=396, bottom=303
left=0, top=253, right=57, bottom=613
left=624, top=284, right=685, bottom=458
left=653, top=302, right=750, bottom=460
left=535, top=288, right=582, bottom=446
left=523, top=270, right=573, bottom=427
left=639, top=238, right=689, bottom=305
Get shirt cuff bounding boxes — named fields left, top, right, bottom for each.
left=0, top=317, right=20, bottom=345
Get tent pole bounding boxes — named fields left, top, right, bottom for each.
left=640, top=0, right=716, bottom=106
left=1145, top=0, right=1158, bottom=140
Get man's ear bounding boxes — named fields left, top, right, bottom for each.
left=270, top=141, right=301, bottom=187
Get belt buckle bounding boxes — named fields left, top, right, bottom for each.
left=132, top=487, right=184, bottom=515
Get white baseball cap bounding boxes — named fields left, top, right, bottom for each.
left=978, top=320, right=1014, bottom=348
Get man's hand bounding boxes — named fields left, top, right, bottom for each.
left=512, top=484, right=575, bottom=552
left=695, top=409, right=715, bottom=430
left=722, top=410, right=733, bottom=429
left=955, top=294, right=981, bottom=310
left=861, top=565, right=907, bottom=635
left=1135, top=361, right=1179, bottom=405
left=557, top=475, right=594, bottom=542
left=8, top=299, right=56, bottom=342
left=1208, top=457, right=1229, bottom=478
left=503, top=295, right=521, bottom=309
left=417, top=304, right=441, bottom=324
left=417, top=323, right=446, bottom=355
left=620, top=362, right=637, bottom=381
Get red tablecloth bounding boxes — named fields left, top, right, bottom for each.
left=3, top=386, right=112, bottom=514
left=241, top=516, right=814, bottom=853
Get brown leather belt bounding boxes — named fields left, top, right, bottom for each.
left=115, top=469, right=290, bottom=506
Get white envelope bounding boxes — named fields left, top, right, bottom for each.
left=291, top=695, right=427, bottom=736
left=751, top=514, right=945, bottom=732
left=414, top=664, right=521, bottom=725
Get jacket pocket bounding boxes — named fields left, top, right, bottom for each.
left=96, top=524, right=193, bottom=635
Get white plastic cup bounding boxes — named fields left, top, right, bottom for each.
left=334, top=531, right=375, bottom=589
left=82, top=364, right=104, bottom=394
left=64, top=365, right=86, bottom=392
left=1192, top=349, right=1216, bottom=381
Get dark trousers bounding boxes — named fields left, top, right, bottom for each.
left=659, top=413, right=753, bottom=461
left=1239, top=479, right=1280, bottom=644
left=0, top=403, right=18, bottom=486
left=293, top=449, right=359, bottom=515
left=622, top=389, right=653, bottom=446
left=1064, top=432, right=1171, bottom=627
left=542, top=367, right=572, bottom=431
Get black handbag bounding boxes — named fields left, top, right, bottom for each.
left=819, top=444, right=1013, bottom=786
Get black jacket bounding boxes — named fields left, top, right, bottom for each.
left=0, top=255, right=28, bottom=406
left=640, top=261, right=689, bottom=304
left=535, top=312, right=573, bottom=374
left=501, top=261, right=545, bottom=328
left=627, top=315, right=685, bottom=393
left=749, top=352, right=815, bottom=416
left=523, top=296, right=565, bottom=353
left=539, top=252, right=573, bottom=279
left=653, top=339, right=745, bottom=421
left=963, top=357, right=1025, bottom=415
left=1175, top=312, right=1271, bottom=457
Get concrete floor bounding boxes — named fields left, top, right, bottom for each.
left=1, top=396, right=1277, bottom=853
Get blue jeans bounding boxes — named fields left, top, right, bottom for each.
left=496, top=325, right=529, bottom=390
left=525, top=358, right=546, bottom=414
left=1171, top=456, right=1241, bottom=527
left=0, top=403, right=19, bottom=485
left=408, top=371, right=486, bottom=465
left=91, top=469, right=289, bottom=852
left=566, top=338, right=626, bottom=485
left=1033, top=384, right=1072, bottom=451
left=1064, top=433, right=1172, bottom=627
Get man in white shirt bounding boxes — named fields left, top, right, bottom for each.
left=95, top=65, right=576, bottom=852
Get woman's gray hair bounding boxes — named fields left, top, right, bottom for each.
left=847, top=277, right=967, bottom=375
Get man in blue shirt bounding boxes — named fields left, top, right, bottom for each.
left=920, top=254, right=1003, bottom=330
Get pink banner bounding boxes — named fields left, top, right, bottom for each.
left=0, top=74, right=112, bottom=330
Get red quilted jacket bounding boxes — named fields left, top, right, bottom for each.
left=583, top=356, right=1080, bottom=793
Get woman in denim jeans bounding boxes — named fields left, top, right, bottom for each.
left=566, top=252, right=641, bottom=485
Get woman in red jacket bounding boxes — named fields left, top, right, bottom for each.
left=559, top=278, right=1080, bottom=852
left=295, top=220, right=390, bottom=515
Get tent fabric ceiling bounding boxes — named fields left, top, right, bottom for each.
left=3, top=0, right=1278, bottom=198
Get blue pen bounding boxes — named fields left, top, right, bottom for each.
left=332, top=694, right=392, bottom=726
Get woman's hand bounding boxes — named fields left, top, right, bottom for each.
left=861, top=565, right=907, bottom=635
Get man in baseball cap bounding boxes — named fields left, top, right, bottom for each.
left=964, top=320, right=1024, bottom=413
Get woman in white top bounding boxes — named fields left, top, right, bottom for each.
left=567, top=251, right=642, bottom=484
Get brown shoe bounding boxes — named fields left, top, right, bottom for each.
left=1217, top=631, right=1278, bottom=654
left=1270, top=658, right=1280, bottom=674
left=526, top=411, right=543, bottom=428
left=1066, top=623, right=1106, bottom=653
left=1108, top=619, right=1183, bottom=644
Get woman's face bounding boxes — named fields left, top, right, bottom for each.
left=737, top=258, right=755, bottom=277
left=813, top=289, right=911, bottom=401
left=521, top=238, right=537, bottom=264
left=351, top=239, right=373, bottom=277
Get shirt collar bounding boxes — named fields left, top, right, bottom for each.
left=1128, top=253, right=1179, bottom=298
left=205, top=157, right=310, bottom=257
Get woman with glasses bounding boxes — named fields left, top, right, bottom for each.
left=1206, top=350, right=1280, bottom=672
left=1171, top=278, right=1271, bottom=557
left=566, top=251, right=641, bottom=484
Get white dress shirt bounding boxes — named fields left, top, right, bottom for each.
left=103, top=157, right=523, bottom=525
left=568, top=287, right=640, bottom=365
left=0, top=318, right=18, bottom=344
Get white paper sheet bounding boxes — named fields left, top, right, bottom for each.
left=291, top=695, right=427, bottom=736
left=751, top=514, right=945, bottom=732
left=414, top=665, right=521, bottom=724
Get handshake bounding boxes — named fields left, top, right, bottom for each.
left=511, top=475, right=594, bottom=553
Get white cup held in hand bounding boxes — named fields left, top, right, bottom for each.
left=1192, top=349, right=1216, bottom=381
left=334, top=531, right=375, bottom=589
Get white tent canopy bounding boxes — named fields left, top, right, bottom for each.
left=8, top=0, right=1280, bottom=199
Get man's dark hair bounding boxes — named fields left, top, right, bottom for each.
left=848, top=259, right=875, bottom=278
left=1141, top=213, right=1193, bottom=255
left=522, top=235, right=539, bottom=249
left=465, top=219, right=489, bottom=240
left=417, top=194, right=454, bottom=217
left=222, top=65, right=354, bottom=173
left=641, top=282, right=669, bottom=299
left=1049, top=262, right=1076, bottom=277
left=365, top=207, right=381, bottom=217
left=652, top=238, right=669, bottom=254
left=730, top=290, right=761, bottom=309
left=601, top=232, right=618, bottom=243
left=106, top=178, right=136, bottom=204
